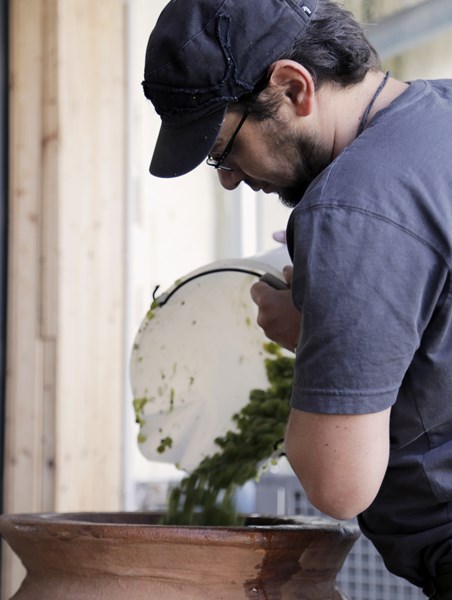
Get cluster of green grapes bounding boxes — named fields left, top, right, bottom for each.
left=162, top=343, right=294, bottom=526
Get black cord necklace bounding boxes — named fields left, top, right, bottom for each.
left=357, top=70, right=390, bottom=136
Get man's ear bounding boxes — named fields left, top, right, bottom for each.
left=267, top=59, right=314, bottom=117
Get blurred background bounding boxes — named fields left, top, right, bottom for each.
left=1, top=1, right=451, bottom=598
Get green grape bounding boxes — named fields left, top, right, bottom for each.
left=162, top=345, right=294, bottom=526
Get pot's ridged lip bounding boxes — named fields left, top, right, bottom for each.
left=0, top=511, right=360, bottom=543
left=0, top=512, right=359, bottom=597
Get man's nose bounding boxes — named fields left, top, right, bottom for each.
left=218, top=168, right=245, bottom=190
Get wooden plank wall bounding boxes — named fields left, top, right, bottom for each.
left=2, top=1, right=126, bottom=597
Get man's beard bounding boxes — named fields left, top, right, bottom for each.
left=272, top=129, right=332, bottom=208
left=264, top=117, right=332, bottom=208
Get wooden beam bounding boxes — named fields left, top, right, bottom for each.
left=2, top=1, right=126, bottom=597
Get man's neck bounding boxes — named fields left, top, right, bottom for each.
left=324, top=71, right=409, bottom=159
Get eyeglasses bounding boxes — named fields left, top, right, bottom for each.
left=206, top=106, right=250, bottom=172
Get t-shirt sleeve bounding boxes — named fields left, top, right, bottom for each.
left=289, top=205, right=447, bottom=415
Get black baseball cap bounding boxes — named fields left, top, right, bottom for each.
left=143, top=0, right=318, bottom=178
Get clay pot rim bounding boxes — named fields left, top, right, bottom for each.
left=0, top=511, right=360, bottom=545
left=0, top=511, right=353, bottom=529
left=0, top=512, right=360, bottom=597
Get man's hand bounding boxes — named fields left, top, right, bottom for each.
left=250, top=265, right=301, bottom=352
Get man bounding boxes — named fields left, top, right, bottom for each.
left=142, top=0, right=452, bottom=596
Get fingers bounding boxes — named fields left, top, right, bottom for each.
left=250, top=281, right=301, bottom=352
left=272, top=230, right=287, bottom=244
left=282, top=265, right=293, bottom=285
left=250, top=280, right=271, bottom=306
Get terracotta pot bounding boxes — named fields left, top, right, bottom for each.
left=0, top=512, right=359, bottom=600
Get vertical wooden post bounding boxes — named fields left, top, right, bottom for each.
left=2, top=1, right=126, bottom=597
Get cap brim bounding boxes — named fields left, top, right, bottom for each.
left=149, top=105, right=227, bottom=178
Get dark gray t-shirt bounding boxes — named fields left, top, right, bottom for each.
left=287, top=79, right=452, bottom=588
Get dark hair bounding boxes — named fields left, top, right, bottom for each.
left=234, top=0, right=380, bottom=119
left=287, top=0, right=380, bottom=87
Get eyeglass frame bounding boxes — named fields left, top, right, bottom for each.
left=205, top=105, right=250, bottom=172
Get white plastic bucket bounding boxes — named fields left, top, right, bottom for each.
left=129, top=245, right=291, bottom=472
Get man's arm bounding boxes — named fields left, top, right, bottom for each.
left=251, top=264, right=392, bottom=520
left=285, top=407, right=391, bottom=520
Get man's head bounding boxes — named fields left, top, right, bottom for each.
left=143, top=0, right=379, bottom=189
left=143, top=0, right=319, bottom=177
